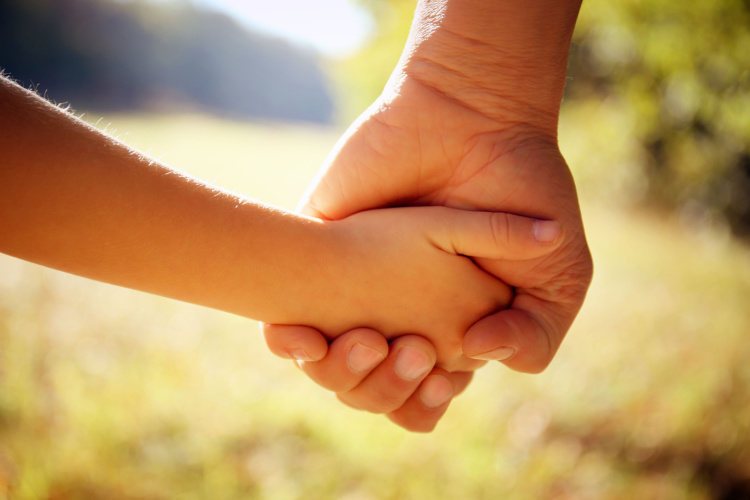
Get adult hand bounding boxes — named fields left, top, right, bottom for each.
left=264, top=325, right=476, bottom=432
left=264, top=0, right=592, bottom=431
left=297, top=80, right=591, bottom=372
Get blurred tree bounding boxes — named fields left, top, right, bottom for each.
left=567, top=0, right=750, bottom=236
left=0, top=0, right=335, bottom=122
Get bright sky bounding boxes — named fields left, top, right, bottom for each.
left=191, top=0, right=374, bottom=58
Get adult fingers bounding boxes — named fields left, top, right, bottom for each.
left=385, top=368, right=454, bottom=433
left=262, top=325, right=467, bottom=431
left=297, top=328, right=388, bottom=393
left=462, top=293, right=575, bottom=374
left=463, top=222, right=594, bottom=374
left=336, top=335, right=437, bottom=414
left=385, top=369, right=476, bottom=433
left=451, top=371, right=475, bottom=397
left=429, top=209, right=564, bottom=261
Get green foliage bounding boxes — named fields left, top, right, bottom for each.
left=1, top=113, right=749, bottom=498
left=0, top=0, right=334, bottom=122
left=332, top=0, right=415, bottom=121
left=565, top=0, right=750, bottom=236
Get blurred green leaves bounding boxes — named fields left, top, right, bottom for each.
left=331, top=0, right=414, bottom=120
left=566, top=0, right=750, bottom=236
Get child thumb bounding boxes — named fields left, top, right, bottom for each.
left=433, top=209, right=564, bottom=261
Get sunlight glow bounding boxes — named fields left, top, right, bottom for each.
left=191, top=0, right=374, bottom=58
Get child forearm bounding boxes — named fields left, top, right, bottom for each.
left=0, top=76, right=336, bottom=323
left=1, top=76, right=552, bottom=369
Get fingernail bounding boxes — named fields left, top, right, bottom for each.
left=395, top=347, right=432, bottom=381
left=533, top=220, right=561, bottom=244
left=347, top=343, right=385, bottom=373
left=419, top=374, right=453, bottom=408
left=472, top=347, right=516, bottom=361
left=290, top=349, right=313, bottom=362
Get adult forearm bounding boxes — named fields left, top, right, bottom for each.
left=397, top=0, right=582, bottom=132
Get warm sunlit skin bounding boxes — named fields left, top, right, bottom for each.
left=263, top=0, right=593, bottom=431
left=0, top=76, right=562, bottom=373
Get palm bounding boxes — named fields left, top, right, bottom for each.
left=302, top=77, right=592, bottom=373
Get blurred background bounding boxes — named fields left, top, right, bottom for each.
left=1, top=0, right=749, bottom=498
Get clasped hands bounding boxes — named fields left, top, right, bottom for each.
left=261, top=70, right=593, bottom=432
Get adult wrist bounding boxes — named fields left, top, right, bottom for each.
left=391, top=0, right=582, bottom=134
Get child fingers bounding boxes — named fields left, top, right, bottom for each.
left=434, top=209, right=564, bottom=261
left=261, top=323, right=329, bottom=362
left=336, top=335, right=437, bottom=414
left=298, top=328, right=389, bottom=393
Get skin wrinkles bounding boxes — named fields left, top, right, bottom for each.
left=406, top=58, right=523, bottom=125
left=488, top=212, right=514, bottom=258
left=406, top=49, right=561, bottom=129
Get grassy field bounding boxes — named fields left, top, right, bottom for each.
left=1, top=112, right=749, bottom=499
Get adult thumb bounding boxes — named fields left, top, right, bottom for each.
left=431, top=209, right=564, bottom=261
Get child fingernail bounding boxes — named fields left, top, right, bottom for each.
left=395, top=347, right=432, bottom=381
left=533, top=220, right=562, bottom=243
left=419, top=374, right=453, bottom=408
left=473, top=347, right=516, bottom=361
left=348, top=343, right=385, bottom=373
